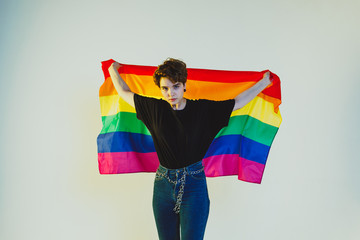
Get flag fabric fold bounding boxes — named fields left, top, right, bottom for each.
left=97, top=59, right=282, bottom=184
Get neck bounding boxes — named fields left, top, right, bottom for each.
left=171, top=98, right=186, bottom=110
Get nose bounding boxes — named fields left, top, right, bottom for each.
left=168, top=88, right=173, bottom=97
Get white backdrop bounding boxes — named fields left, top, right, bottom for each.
left=1, top=0, right=359, bottom=239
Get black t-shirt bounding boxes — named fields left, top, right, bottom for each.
left=134, top=94, right=235, bottom=169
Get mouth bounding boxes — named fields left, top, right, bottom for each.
left=169, top=98, right=176, bottom=102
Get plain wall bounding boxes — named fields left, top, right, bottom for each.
left=1, top=0, right=359, bottom=239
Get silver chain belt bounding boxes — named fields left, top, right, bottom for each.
left=156, top=167, right=204, bottom=214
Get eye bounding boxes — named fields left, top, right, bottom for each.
left=161, top=87, right=168, bottom=91
left=174, top=84, right=180, bottom=89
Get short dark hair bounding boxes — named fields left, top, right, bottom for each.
left=153, top=58, right=187, bottom=87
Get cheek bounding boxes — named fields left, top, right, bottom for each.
left=161, top=90, right=168, bottom=97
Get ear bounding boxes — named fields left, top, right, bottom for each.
left=184, top=83, right=186, bottom=91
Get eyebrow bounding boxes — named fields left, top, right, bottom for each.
left=160, top=82, right=180, bottom=88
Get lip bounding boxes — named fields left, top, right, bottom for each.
left=169, top=98, right=176, bottom=102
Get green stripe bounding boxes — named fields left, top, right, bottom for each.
left=216, top=115, right=279, bottom=146
left=101, top=112, right=278, bottom=146
left=100, top=112, right=151, bottom=135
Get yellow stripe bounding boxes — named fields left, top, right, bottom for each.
left=231, top=96, right=282, bottom=127
left=100, top=94, right=281, bottom=127
left=100, top=95, right=136, bottom=116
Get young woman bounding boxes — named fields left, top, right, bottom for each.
left=108, top=58, right=272, bottom=240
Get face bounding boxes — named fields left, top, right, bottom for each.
left=159, top=77, right=186, bottom=106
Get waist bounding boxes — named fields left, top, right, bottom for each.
left=157, top=160, right=204, bottom=175
left=155, top=160, right=205, bottom=214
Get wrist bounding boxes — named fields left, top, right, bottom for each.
left=264, top=77, right=271, bottom=85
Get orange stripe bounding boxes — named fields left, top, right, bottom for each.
left=185, top=81, right=256, bottom=100
left=258, top=93, right=282, bottom=113
left=100, top=74, right=258, bottom=100
left=99, top=77, right=117, bottom=96
left=99, top=75, right=161, bottom=97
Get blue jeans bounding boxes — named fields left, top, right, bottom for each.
left=153, top=161, right=210, bottom=240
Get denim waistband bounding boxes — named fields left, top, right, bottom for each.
left=157, top=160, right=204, bottom=175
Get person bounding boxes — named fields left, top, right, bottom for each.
left=108, top=58, right=272, bottom=240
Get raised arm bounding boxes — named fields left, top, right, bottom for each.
left=233, top=71, right=272, bottom=111
left=108, top=62, right=135, bottom=108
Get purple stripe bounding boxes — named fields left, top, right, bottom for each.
left=203, top=154, right=265, bottom=184
left=98, top=152, right=159, bottom=174
left=99, top=152, right=265, bottom=184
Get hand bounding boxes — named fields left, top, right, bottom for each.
left=263, top=71, right=272, bottom=85
left=263, top=71, right=270, bottom=80
left=110, top=61, right=121, bottom=71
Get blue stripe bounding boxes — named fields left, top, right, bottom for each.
left=97, top=132, right=156, bottom=153
left=98, top=132, right=269, bottom=165
left=205, top=135, right=270, bottom=164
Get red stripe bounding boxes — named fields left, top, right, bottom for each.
left=101, top=59, right=157, bottom=79
left=101, top=59, right=114, bottom=79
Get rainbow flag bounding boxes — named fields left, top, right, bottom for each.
left=97, top=59, right=282, bottom=184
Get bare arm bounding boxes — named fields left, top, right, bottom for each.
left=108, top=62, right=135, bottom=108
left=233, top=71, right=272, bottom=111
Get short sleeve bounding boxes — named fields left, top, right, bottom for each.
left=134, top=94, right=156, bottom=121
left=133, top=94, right=167, bottom=131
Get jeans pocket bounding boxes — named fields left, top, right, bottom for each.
left=155, top=169, right=166, bottom=181
left=189, top=170, right=206, bottom=181
left=155, top=174, right=164, bottom=182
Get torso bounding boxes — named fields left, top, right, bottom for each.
left=134, top=94, right=235, bottom=169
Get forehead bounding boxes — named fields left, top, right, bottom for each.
left=159, top=77, right=181, bottom=87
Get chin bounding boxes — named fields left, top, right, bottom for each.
left=168, top=100, right=178, bottom=106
